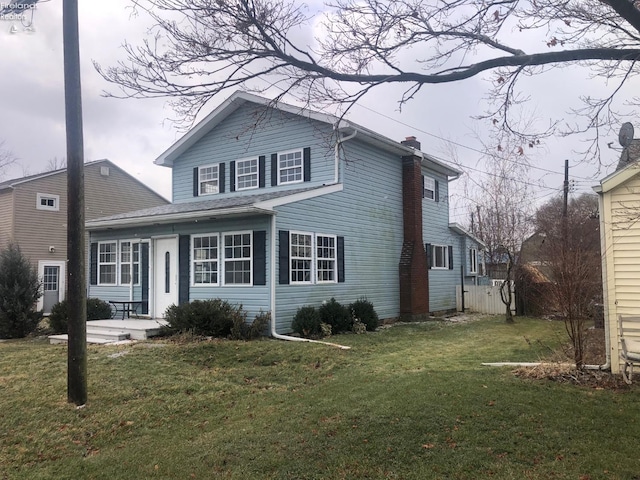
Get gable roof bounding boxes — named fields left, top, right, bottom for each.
left=0, top=159, right=168, bottom=202
left=154, top=90, right=461, bottom=179
left=449, top=223, right=486, bottom=248
left=86, top=184, right=342, bottom=230
left=594, top=159, right=640, bottom=194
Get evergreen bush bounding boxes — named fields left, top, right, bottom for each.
left=164, top=299, right=243, bottom=337
left=292, top=306, right=322, bottom=338
left=48, top=298, right=113, bottom=334
left=230, top=310, right=270, bottom=340
left=349, top=298, right=379, bottom=331
left=319, top=298, right=351, bottom=334
left=0, top=243, right=42, bottom=338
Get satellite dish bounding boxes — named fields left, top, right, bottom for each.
left=619, top=122, right=635, bottom=148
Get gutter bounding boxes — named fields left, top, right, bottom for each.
left=334, top=125, right=358, bottom=184
left=268, top=214, right=350, bottom=350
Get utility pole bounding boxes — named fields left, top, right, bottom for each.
left=63, top=0, right=87, bottom=406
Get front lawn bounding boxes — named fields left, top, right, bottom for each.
left=0, top=316, right=636, bottom=479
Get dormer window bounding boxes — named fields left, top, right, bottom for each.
left=198, top=164, right=219, bottom=195
left=278, top=149, right=303, bottom=185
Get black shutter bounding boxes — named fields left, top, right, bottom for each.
left=90, top=242, right=98, bottom=285
left=219, top=163, right=226, bottom=193
left=193, top=167, right=199, bottom=197
left=178, top=235, right=190, bottom=305
left=337, top=236, right=345, bottom=283
left=228, top=161, right=234, bottom=192
left=425, top=243, right=432, bottom=270
left=279, top=230, right=290, bottom=284
left=448, top=245, right=454, bottom=270
left=258, top=155, right=266, bottom=188
left=303, top=147, right=311, bottom=182
left=271, top=153, right=278, bottom=186
left=435, top=180, right=440, bottom=202
left=422, top=175, right=425, bottom=198
left=141, top=242, right=149, bottom=315
left=253, top=230, right=266, bottom=285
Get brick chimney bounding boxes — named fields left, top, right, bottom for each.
left=401, top=136, right=421, bottom=150
left=399, top=147, right=430, bottom=321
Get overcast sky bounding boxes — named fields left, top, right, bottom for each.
left=0, top=1, right=636, bottom=223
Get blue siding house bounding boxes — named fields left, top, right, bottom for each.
left=86, top=91, right=484, bottom=333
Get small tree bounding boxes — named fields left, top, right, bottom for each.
left=0, top=243, right=42, bottom=338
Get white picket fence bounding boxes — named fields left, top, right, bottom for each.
left=456, top=283, right=515, bottom=315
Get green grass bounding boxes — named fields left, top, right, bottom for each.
left=0, top=316, right=637, bottom=479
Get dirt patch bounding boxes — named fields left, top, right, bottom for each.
left=514, top=328, right=630, bottom=390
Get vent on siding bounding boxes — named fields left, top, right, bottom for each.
left=100, top=166, right=110, bottom=177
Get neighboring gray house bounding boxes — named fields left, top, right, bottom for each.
left=86, top=91, right=484, bottom=332
left=0, top=160, right=169, bottom=313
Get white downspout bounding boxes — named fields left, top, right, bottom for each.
left=269, top=213, right=350, bottom=350
left=334, top=126, right=358, bottom=184
left=584, top=190, right=611, bottom=371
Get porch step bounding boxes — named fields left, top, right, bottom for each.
left=48, top=319, right=167, bottom=345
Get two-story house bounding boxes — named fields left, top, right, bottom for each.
left=0, top=159, right=169, bottom=313
left=85, top=92, right=484, bottom=333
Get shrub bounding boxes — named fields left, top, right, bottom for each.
left=48, top=298, right=114, bottom=333
left=349, top=298, right=379, bottom=331
left=0, top=243, right=42, bottom=339
left=165, top=299, right=244, bottom=337
left=319, top=298, right=351, bottom=334
left=292, top=306, right=322, bottom=338
left=231, top=310, right=270, bottom=340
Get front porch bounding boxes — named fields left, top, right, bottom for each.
left=49, top=319, right=168, bottom=345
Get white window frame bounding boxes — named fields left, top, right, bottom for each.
left=119, top=240, right=141, bottom=286
left=198, top=163, right=219, bottom=196
left=290, top=231, right=314, bottom=284
left=469, top=247, right=478, bottom=274
left=236, top=157, right=259, bottom=191
left=191, top=233, right=220, bottom=286
left=278, top=149, right=304, bottom=185
left=432, top=244, right=449, bottom=270
left=98, top=241, right=118, bottom=285
left=222, top=231, right=253, bottom=286
left=316, top=234, right=337, bottom=283
left=423, top=176, right=436, bottom=201
left=36, top=193, right=60, bottom=211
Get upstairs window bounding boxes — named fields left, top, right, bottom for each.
left=198, top=164, right=219, bottom=195
left=423, top=176, right=436, bottom=201
left=36, top=193, right=59, bottom=211
left=279, top=149, right=303, bottom=185
left=236, top=158, right=258, bottom=190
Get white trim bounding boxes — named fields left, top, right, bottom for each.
left=37, top=260, right=66, bottom=312
left=277, top=148, right=304, bottom=186
left=316, top=234, right=338, bottom=284
left=431, top=244, right=449, bottom=270
left=222, top=230, right=253, bottom=286
left=118, top=239, right=142, bottom=287
left=469, top=248, right=478, bottom=274
left=290, top=231, right=314, bottom=284
left=423, top=176, right=436, bottom=201
left=191, top=233, right=220, bottom=287
left=235, top=157, right=259, bottom=191
left=256, top=184, right=343, bottom=209
left=97, top=241, right=118, bottom=285
left=36, top=193, right=60, bottom=211
left=198, top=163, right=220, bottom=196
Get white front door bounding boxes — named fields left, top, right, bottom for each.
left=38, top=261, right=66, bottom=314
left=154, top=237, right=178, bottom=318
